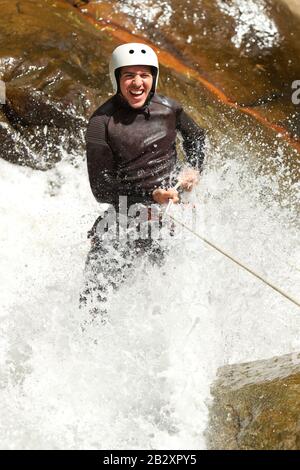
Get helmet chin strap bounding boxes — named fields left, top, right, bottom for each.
left=150, top=66, right=158, bottom=94
left=114, top=68, right=121, bottom=94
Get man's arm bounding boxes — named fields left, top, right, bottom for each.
left=176, top=109, right=206, bottom=170
left=175, top=109, right=206, bottom=191
left=152, top=108, right=206, bottom=205
left=86, top=114, right=121, bottom=206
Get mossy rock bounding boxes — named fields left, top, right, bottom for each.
left=207, top=351, right=300, bottom=449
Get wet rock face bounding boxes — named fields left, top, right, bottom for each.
left=0, top=0, right=112, bottom=169
left=207, top=352, right=300, bottom=449
left=1, top=0, right=300, bottom=172
left=281, top=0, right=300, bottom=17
left=83, top=0, right=300, bottom=135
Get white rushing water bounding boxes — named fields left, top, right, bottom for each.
left=0, top=132, right=299, bottom=449
left=216, top=0, right=281, bottom=50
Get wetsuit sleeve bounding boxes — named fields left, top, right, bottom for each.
left=86, top=115, right=120, bottom=206
left=176, top=109, right=206, bottom=171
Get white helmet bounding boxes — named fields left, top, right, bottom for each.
left=109, top=43, right=159, bottom=94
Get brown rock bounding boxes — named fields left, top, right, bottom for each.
left=207, top=352, right=300, bottom=449
left=1, top=0, right=299, bottom=179
left=83, top=0, right=300, bottom=137
left=0, top=0, right=113, bottom=169
left=64, top=0, right=89, bottom=7
left=77, top=0, right=300, bottom=186
left=281, top=0, right=300, bottom=17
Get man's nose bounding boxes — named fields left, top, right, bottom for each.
left=132, top=75, right=143, bottom=87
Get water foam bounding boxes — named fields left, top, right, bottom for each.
left=0, top=138, right=299, bottom=448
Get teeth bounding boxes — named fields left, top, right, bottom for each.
left=130, top=90, right=143, bottom=96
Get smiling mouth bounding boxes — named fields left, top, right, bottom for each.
left=129, top=90, right=144, bottom=97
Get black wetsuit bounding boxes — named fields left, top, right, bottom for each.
left=86, top=93, right=206, bottom=209
left=81, top=92, right=206, bottom=324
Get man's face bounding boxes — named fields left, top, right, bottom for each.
left=119, top=65, right=153, bottom=109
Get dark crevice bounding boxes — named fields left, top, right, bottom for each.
left=16, top=1, right=22, bottom=14
left=1, top=102, right=29, bottom=127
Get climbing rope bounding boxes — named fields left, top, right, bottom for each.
left=165, top=185, right=300, bottom=309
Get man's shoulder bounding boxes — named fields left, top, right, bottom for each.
left=90, top=96, right=117, bottom=121
left=151, top=93, right=182, bottom=112
left=86, top=97, right=117, bottom=143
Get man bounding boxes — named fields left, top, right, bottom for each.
left=86, top=43, right=205, bottom=213
left=81, top=43, right=206, bottom=323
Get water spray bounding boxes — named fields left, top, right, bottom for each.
left=165, top=182, right=300, bottom=310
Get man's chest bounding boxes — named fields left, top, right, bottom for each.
left=107, top=109, right=177, bottom=163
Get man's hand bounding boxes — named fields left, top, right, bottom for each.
left=178, top=168, right=200, bottom=191
left=152, top=188, right=179, bottom=205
